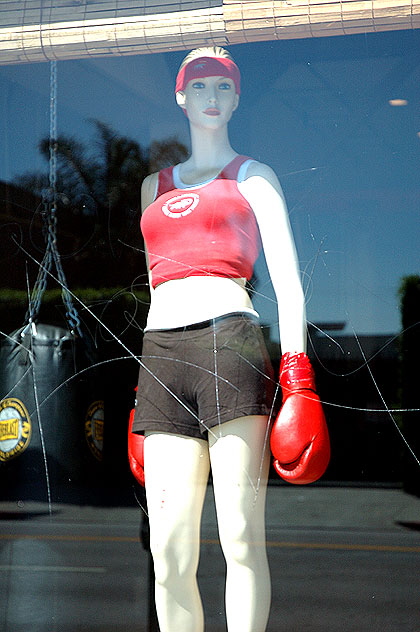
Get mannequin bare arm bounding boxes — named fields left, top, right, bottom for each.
left=238, top=162, right=307, bottom=354
left=141, top=172, right=159, bottom=291
left=141, top=172, right=159, bottom=212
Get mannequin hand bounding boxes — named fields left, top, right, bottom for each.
left=127, top=389, right=145, bottom=486
left=270, top=352, right=330, bottom=484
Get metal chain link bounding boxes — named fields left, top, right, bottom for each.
left=26, top=61, right=82, bottom=336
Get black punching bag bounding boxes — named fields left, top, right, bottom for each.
left=0, top=323, right=104, bottom=501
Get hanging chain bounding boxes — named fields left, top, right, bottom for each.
left=26, top=61, right=81, bottom=336
left=49, top=59, right=58, bottom=202
left=48, top=62, right=81, bottom=334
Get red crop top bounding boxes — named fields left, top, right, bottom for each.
left=140, top=155, right=262, bottom=289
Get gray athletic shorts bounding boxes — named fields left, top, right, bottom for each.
left=132, top=312, right=275, bottom=439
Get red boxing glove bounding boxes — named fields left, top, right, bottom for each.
left=270, top=352, right=330, bottom=485
left=127, top=388, right=145, bottom=486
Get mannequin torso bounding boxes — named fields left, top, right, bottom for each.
left=143, top=155, right=259, bottom=330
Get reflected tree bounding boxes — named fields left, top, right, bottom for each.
left=149, top=136, right=190, bottom=172
left=15, top=120, right=188, bottom=288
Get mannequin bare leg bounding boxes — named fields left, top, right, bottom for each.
left=209, top=415, right=271, bottom=632
left=144, top=415, right=271, bottom=632
left=144, top=432, right=210, bottom=632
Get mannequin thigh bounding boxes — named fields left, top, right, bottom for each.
left=144, top=432, right=211, bottom=579
left=209, top=415, right=271, bottom=571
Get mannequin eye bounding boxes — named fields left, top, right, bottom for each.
left=218, top=81, right=232, bottom=90
left=192, top=81, right=205, bottom=89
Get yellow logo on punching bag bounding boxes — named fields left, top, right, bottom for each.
left=0, top=398, right=32, bottom=461
left=85, top=400, right=104, bottom=461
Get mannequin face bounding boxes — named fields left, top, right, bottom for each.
left=176, top=75, right=239, bottom=127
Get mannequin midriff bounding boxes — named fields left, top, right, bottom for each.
left=145, top=275, right=257, bottom=331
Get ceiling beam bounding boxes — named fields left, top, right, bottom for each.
left=0, top=1, right=419, bottom=65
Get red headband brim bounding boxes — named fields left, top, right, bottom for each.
left=175, top=56, right=241, bottom=94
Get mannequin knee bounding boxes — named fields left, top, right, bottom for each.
left=219, top=517, right=260, bottom=566
left=150, top=534, right=199, bottom=587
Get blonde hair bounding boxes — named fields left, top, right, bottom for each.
left=178, top=47, right=234, bottom=72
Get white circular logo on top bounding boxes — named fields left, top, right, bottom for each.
left=162, top=193, right=200, bottom=218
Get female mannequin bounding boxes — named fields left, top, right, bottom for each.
left=129, top=46, right=316, bottom=632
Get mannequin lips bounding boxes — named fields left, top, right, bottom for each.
left=204, top=108, right=221, bottom=116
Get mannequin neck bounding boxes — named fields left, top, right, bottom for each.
left=188, top=125, right=236, bottom=173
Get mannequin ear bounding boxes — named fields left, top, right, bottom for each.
left=232, top=93, right=240, bottom=112
left=176, top=91, right=186, bottom=108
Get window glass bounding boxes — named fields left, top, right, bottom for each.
left=1, top=26, right=419, bottom=631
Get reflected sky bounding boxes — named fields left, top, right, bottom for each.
left=0, top=29, right=419, bottom=337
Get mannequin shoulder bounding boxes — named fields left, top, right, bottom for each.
left=141, top=172, right=159, bottom=211
left=242, top=160, right=285, bottom=198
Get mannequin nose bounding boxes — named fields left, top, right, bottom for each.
left=207, top=88, right=217, bottom=104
